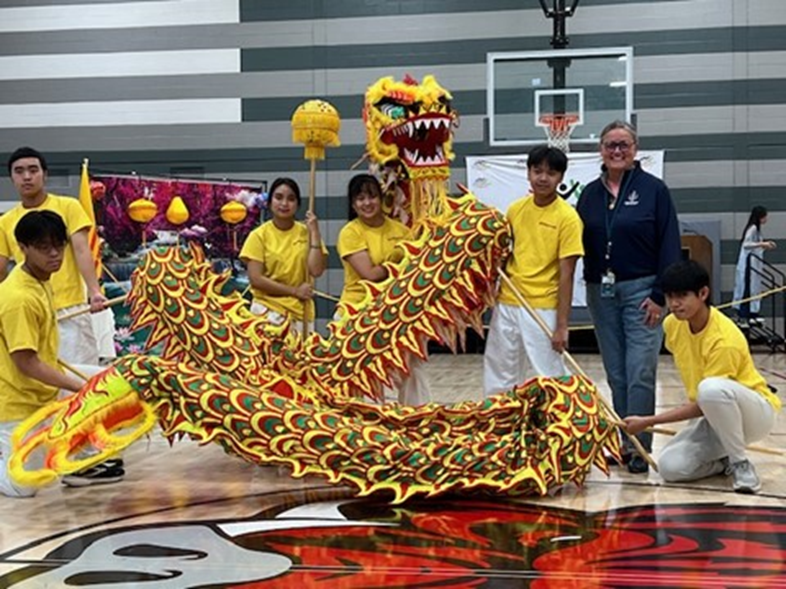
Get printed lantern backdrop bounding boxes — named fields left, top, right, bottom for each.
left=93, top=175, right=266, bottom=259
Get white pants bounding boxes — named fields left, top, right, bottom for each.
left=58, top=306, right=100, bottom=365
left=250, top=301, right=313, bottom=336
left=392, top=356, right=431, bottom=406
left=91, top=308, right=118, bottom=361
left=659, top=377, right=777, bottom=482
left=0, top=420, right=37, bottom=498
left=483, top=302, right=568, bottom=396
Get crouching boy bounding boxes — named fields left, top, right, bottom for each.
left=623, top=259, right=780, bottom=494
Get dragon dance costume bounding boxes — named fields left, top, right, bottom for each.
left=9, top=75, right=621, bottom=503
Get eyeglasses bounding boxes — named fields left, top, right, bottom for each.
left=602, top=141, right=634, bottom=153
left=30, top=242, right=67, bottom=254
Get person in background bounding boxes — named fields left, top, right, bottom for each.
left=336, top=173, right=430, bottom=405
left=239, top=177, right=327, bottom=333
left=624, top=260, right=780, bottom=494
left=733, top=205, right=776, bottom=323
left=576, top=121, right=682, bottom=474
left=484, top=145, right=583, bottom=395
left=0, top=211, right=124, bottom=497
left=0, top=147, right=106, bottom=366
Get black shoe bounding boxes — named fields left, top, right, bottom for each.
left=605, top=452, right=631, bottom=467
left=62, top=461, right=125, bottom=487
left=627, top=455, right=650, bottom=474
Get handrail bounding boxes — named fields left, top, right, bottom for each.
left=743, top=253, right=785, bottom=351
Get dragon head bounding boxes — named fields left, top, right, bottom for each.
left=364, top=75, right=459, bottom=227
left=364, top=74, right=457, bottom=180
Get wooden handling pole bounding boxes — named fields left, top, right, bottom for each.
left=497, top=269, right=660, bottom=472
left=303, top=157, right=318, bottom=338
left=58, top=359, right=90, bottom=382
left=57, top=294, right=128, bottom=322
left=314, top=289, right=339, bottom=303
left=630, top=423, right=785, bottom=457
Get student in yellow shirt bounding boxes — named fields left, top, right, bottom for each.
left=624, top=260, right=781, bottom=494
left=0, top=211, right=123, bottom=497
left=336, top=174, right=430, bottom=405
left=239, top=178, right=327, bottom=333
left=484, top=145, right=584, bottom=396
left=0, top=147, right=106, bottom=366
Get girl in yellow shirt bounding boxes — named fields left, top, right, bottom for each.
left=239, top=178, right=327, bottom=331
left=336, top=174, right=430, bottom=406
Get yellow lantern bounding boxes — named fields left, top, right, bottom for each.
left=291, top=99, right=341, bottom=161
left=220, top=201, right=248, bottom=252
left=220, top=201, right=247, bottom=225
left=166, top=196, right=189, bottom=225
left=127, top=198, right=157, bottom=223
left=128, top=198, right=158, bottom=248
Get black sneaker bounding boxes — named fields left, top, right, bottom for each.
left=605, top=452, right=631, bottom=467
left=102, top=458, right=124, bottom=469
left=62, top=461, right=125, bottom=487
left=627, top=455, right=650, bottom=474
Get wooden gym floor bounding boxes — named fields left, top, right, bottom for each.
left=1, top=352, right=785, bottom=587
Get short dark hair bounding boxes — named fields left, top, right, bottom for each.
left=662, top=260, right=711, bottom=302
left=7, top=146, right=48, bottom=175
left=15, top=210, right=68, bottom=248
left=527, top=145, right=568, bottom=174
left=268, top=177, right=301, bottom=206
left=347, top=173, right=382, bottom=221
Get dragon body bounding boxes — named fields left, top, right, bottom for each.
left=10, top=75, right=621, bottom=502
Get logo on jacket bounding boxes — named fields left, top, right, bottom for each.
left=624, top=190, right=640, bottom=206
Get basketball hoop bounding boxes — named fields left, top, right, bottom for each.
left=539, top=113, right=580, bottom=153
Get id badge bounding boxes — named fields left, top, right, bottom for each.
left=600, top=271, right=615, bottom=298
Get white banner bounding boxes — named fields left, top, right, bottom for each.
left=465, top=151, right=665, bottom=306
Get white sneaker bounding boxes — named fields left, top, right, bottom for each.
left=727, top=459, right=761, bottom=494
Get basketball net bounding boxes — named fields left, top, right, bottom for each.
left=540, top=114, right=579, bottom=153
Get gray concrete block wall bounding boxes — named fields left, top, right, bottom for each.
left=1, top=0, right=784, bottom=316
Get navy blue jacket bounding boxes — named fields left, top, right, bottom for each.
left=576, top=162, right=681, bottom=306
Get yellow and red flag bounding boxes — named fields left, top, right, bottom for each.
left=78, top=158, right=102, bottom=279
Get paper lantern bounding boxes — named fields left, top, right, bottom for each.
left=90, top=180, right=106, bottom=201
left=166, top=196, right=189, bottom=225
left=220, top=201, right=247, bottom=225
left=291, top=99, right=341, bottom=161
left=127, top=198, right=157, bottom=223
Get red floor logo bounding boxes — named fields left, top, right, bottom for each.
left=2, top=497, right=785, bottom=587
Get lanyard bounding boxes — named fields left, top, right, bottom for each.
left=603, top=170, right=634, bottom=267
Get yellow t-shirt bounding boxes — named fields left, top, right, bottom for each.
left=0, top=266, right=60, bottom=421
left=664, top=307, right=781, bottom=411
left=337, top=217, right=410, bottom=305
left=497, top=195, right=584, bottom=309
left=239, top=220, right=326, bottom=321
left=0, top=194, right=92, bottom=311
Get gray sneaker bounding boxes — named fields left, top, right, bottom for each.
left=727, top=459, right=761, bottom=494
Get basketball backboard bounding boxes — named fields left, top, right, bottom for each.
left=487, top=47, right=633, bottom=148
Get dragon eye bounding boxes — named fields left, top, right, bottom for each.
left=378, top=102, right=407, bottom=120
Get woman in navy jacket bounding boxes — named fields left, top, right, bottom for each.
left=576, top=120, right=681, bottom=474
